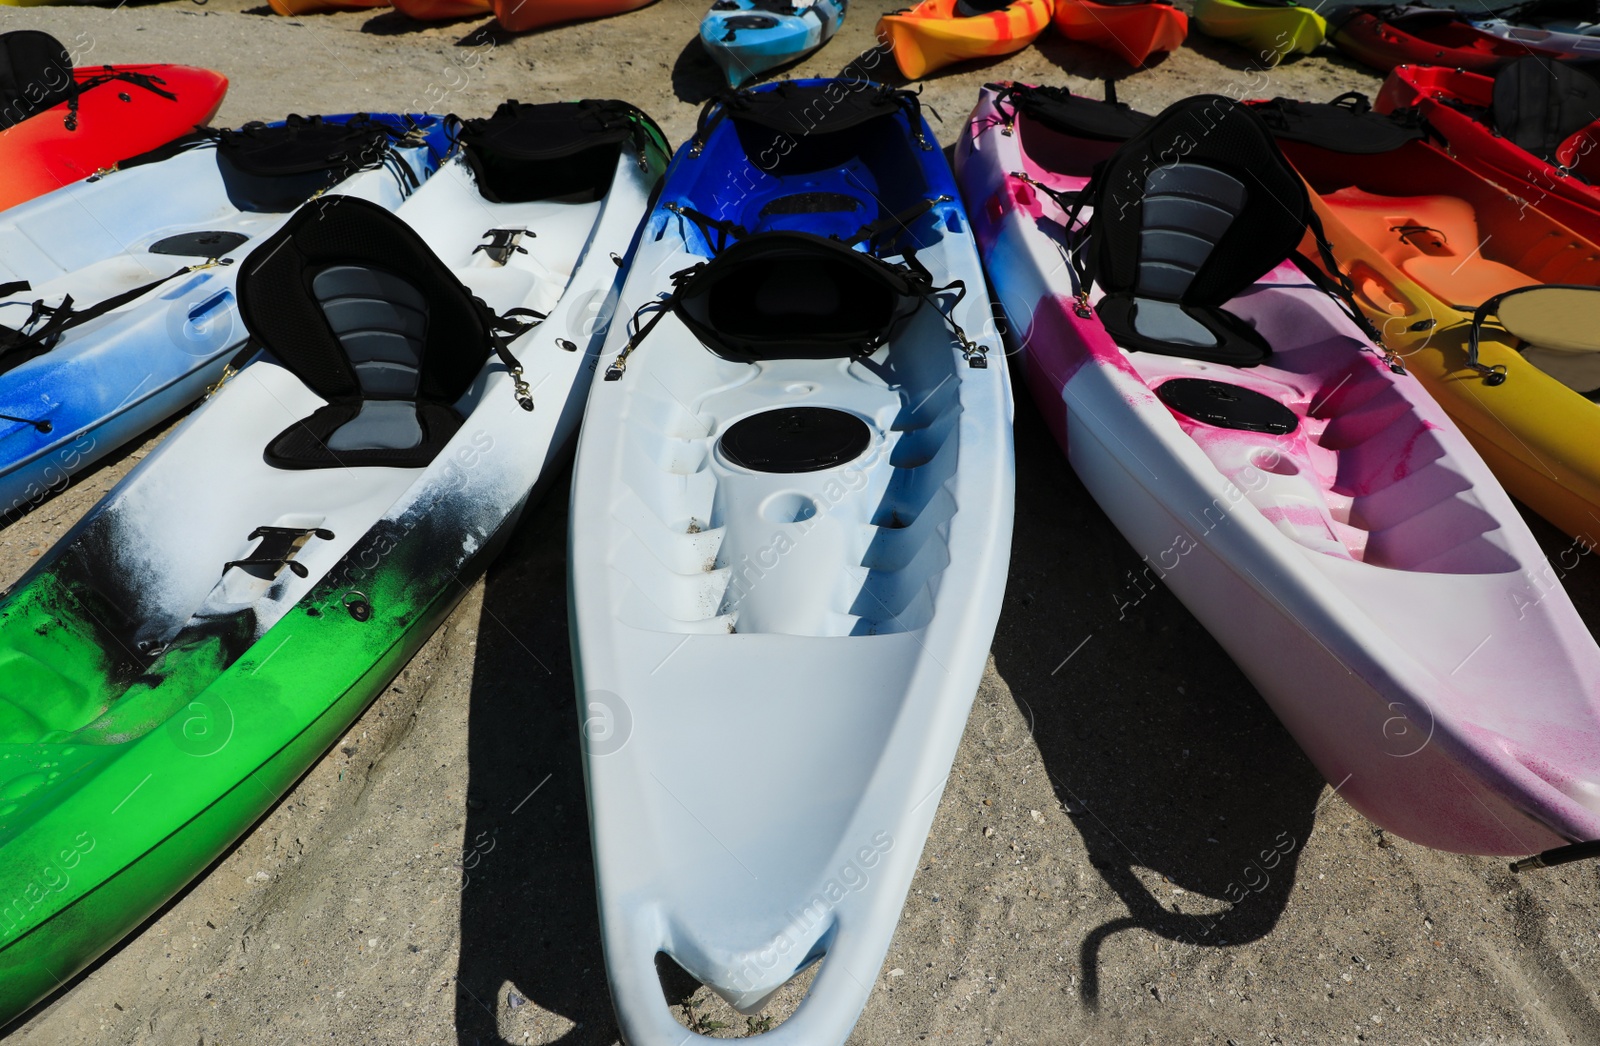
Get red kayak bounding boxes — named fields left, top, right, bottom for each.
left=1330, top=5, right=1567, bottom=72
left=1053, top=0, right=1187, bottom=65
left=1378, top=58, right=1600, bottom=239
left=0, top=31, right=227, bottom=212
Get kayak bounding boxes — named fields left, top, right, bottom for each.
left=571, top=80, right=1013, bottom=1045
left=1052, top=0, right=1187, bottom=66
left=267, top=0, right=391, bottom=13
left=878, top=0, right=1053, bottom=80
left=957, top=82, right=1600, bottom=856
left=0, top=31, right=227, bottom=212
left=1377, top=59, right=1600, bottom=240
left=1261, top=93, right=1600, bottom=549
left=0, top=114, right=450, bottom=524
left=1329, top=5, right=1569, bottom=72
left=1192, top=0, right=1326, bottom=64
left=392, top=0, right=491, bottom=18
left=699, top=0, right=848, bottom=87
left=1471, top=0, right=1600, bottom=59
left=0, top=98, right=669, bottom=1026
left=492, top=0, right=656, bottom=31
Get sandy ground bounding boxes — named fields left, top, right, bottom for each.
left=1, top=1, right=1598, bottom=1043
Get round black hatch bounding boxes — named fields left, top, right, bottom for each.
left=719, top=407, right=871, bottom=473
left=1156, top=378, right=1299, bottom=435
left=149, top=230, right=251, bottom=257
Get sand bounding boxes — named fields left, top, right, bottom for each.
left=1, top=1, right=1598, bottom=1042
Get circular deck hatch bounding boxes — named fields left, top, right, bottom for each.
left=719, top=407, right=871, bottom=473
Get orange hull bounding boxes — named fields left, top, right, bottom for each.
left=268, top=0, right=389, bottom=13
left=393, top=0, right=490, bottom=18
left=492, top=0, right=655, bottom=32
left=878, top=0, right=1054, bottom=79
left=1052, top=0, right=1186, bottom=65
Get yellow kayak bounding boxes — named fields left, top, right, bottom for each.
left=1193, top=0, right=1325, bottom=64
left=1278, top=117, right=1600, bottom=548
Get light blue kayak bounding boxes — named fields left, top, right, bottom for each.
left=0, top=114, right=449, bottom=524
left=699, top=0, right=848, bottom=87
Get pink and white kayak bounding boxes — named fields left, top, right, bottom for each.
left=956, top=83, right=1600, bottom=858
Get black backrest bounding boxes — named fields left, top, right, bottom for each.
left=993, top=82, right=1152, bottom=142
left=1493, top=56, right=1600, bottom=162
left=1086, top=95, right=1310, bottom=307
left=238, top=195, right=489, bottom=409
left=455, top=99, right=648, bottom=203
left=713, top=81, right=922, bottom=174
left=673, top=232, right=928, bottom=363
left=0, top=31, right=75, bottom=131
left=1252, top=92, right=1427, bottom=154
left=214, top=114, right=399, bottom=212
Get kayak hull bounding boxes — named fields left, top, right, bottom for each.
left=573, top=80, right=1014, bottom=1044
left=1277, top=131, right=1600, bottom=550
left=492, top=0, right=657, bottom=32
left=0, top=64, right=227, bottom=213
left=1052, top=0, right=1186, bottom=66
left=1377, top=64, right=1600, bottom=242
left=0, top=117, right=669, bottom=1027
left=392, top=0, right=491, bottom=18
left=878, top=0, right=1053, bottom=79
left=1192, top=0, right=1325, bottom=64
left=1330, top=7, right=1566, bottom=73
left=957, top=84, right=1600, bottom=855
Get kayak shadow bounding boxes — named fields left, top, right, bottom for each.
left=360, top=9, right=494, bottom=35
left=452, top=461, right=619, bottom=1045
left=989, top=381, right=1326, bottom=1010
left=1033, top=36, right=1148, bottom=81
left=673, top=37, right=731, bottom=104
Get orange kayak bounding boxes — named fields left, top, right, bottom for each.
left=0, top=44, right=226, bottom=212
left=267, top=0, right=389, bottom=13
left=492, top=0, right=655, bottom=31
left=1053, top=0, right=1186, bottom=65
left=393, top=0, right=489, bottom=18
left=879, top=0, right=1054, bottom=79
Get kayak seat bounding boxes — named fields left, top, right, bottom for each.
left=456, top=99, right=647, bottom=205
left=213, top=115, right=404, bottom=213
left=238, top=195, right=496, bottom=470
left=1082, top=96, right=1320, bottom=368
left=1492, top=55, right=1600, bottom=163
left=721, top=14, right=781, bottom=38
left=0, top=31, right=75, bottom=132
left=1095, top=162, right=1274, bottom=365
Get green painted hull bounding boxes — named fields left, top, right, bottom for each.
left=0, top=485, right=520, bottom=1025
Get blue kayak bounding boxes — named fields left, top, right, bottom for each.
left=699, top=0, right=848, bottom=87
left=0, top=114, right=449, bottom=523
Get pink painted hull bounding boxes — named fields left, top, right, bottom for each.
left=956, top=85, right=1600, bottom=855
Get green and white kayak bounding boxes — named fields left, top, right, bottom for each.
left=0, top=98, right=667, bottom=1026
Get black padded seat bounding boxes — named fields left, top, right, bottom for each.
left=0, top=31, right=74, bottom=131
left=1083, top=95, right=1321, bottom=367
left=236, top=195, right=496, bottom=470
left=1493, top=56, right=1600, bottom=163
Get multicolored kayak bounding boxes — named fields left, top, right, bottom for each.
left=1328, top=5, right=1567, bottom=72
left=0, top=98, right=669, bottom=1027
left=0, top=31, right=227, bottom=213
left=1193, top=0, right=1326, bottom=64
left=492, top=0, right=656, bottom=31
left=957, top=82, right=1600, bottom=857
left=1052, top=0, right=1186, bottom=66
left=1259, top=92, right=1600, bottom=549
left=0, top=114, right=449, bottom=524
left=878, top=0, right=1053, bottom=79
left=699, top=0, right=847, bottom=87
left=572, top=80, right=1012, bottom=1045
left=1377, top=58, right=1600, bottom=241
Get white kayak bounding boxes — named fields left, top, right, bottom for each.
left=957, top=84, right=1600, bottom=856
left=0, top=114, right=450, bottom=523
left=569, top=80, right=1014, bottom=1044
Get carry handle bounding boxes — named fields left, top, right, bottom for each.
left=610, top=915, right=878, bottom=1045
